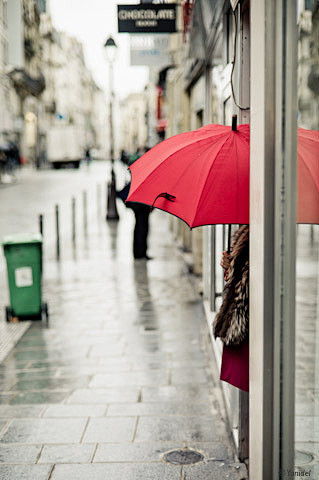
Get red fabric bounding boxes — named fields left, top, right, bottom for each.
left=220, top=340, right=249, bottom=392
left=128, top=125, right=319, bottom=226
left=297, top=128, right=319, bottom=224
left=128, top=124, right=250, bottom=227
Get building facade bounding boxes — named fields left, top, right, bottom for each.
left=165, top=0, right=318, bottom=476
left=0, top=0, right=18, bottom=148
left=40, top=15, right=108, bottom=165
left=120, top=92, right=148, bottom=154
left=5, top=0, right=45, bottom=164
left=0, top=0, right=107, bottom=167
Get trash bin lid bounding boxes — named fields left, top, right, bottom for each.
left=2, top=233, right=43, bottom=247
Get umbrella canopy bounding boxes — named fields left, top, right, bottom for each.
left=297, top=127, right=319, bottom=223
left=127, top=124, right=319, bottom=226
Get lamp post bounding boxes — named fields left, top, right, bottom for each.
left=104, top=35, right=119, bottom=221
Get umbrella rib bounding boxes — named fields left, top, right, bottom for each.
left=235, top=135, right=239, bottom=220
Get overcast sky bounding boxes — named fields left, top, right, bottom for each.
left=49, top=0, right=149, bottom=100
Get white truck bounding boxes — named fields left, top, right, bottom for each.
left=47, top=125, right=83, bottom=169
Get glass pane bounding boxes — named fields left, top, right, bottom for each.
left=295, top=1, right=319, bottom=474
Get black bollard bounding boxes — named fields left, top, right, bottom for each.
left=72, top=197, right=76, bottom=246
left=83, top=191, right=88, bottom=234
left=106, top=170, right=119, bottom=221
left=105, top=181, right=108, bottom=218
left=97, top=184, right=101, bottom=219
left=227, top=224, right=232, bottom=253
left=39, top=214, right=43, bottom=236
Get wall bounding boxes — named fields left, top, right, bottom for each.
left=120, top=92, right=147, bottom=154
left=40, top=16, right=107, bottom=163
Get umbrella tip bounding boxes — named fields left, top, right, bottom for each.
left=232, top=115, right=237, bottom=132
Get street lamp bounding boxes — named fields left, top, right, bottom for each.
left=104, top=35, right=119, bottom=221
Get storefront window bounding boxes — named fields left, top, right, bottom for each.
left=295, top=1, right=319, bottom=474
left=204, top=5, right=248, bottom=451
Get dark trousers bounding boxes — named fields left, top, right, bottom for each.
left=132, top=205, right=150, bottom=259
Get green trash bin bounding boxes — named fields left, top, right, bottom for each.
left=2, top=233, right=48, bottom=322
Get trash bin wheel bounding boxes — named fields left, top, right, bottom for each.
left=5, top=306, right=13, bottom=323
left=41, top=303, right=49, bottom=323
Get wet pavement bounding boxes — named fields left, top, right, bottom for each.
left=0, top=163, right=247, bottom=479
left=295, top=225, right=319, bottom=475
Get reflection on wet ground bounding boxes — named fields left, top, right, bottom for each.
left=0, top=164, right=247, bottom=479
left=295, top=225, right=319, bottom=475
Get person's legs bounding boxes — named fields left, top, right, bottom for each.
left=139, top=210, right=150, bottom=257
left=133, top=209, right=150, bottom=259
left=133, top=212, right=143, bottom=258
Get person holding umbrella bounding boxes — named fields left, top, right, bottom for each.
left=126, top=119, right=318, bottom=390
left=213, top=225, right=250, bottom=392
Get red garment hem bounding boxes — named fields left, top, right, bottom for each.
left=220, top=340, right=249, bottom=392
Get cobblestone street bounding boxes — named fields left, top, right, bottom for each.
left=0, top=164, right=247, bottom=479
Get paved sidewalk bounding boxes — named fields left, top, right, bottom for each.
left=0, top=187, right=247, bottom=479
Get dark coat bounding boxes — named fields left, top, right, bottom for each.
left=213, top=225, right=249, bottom=346
left=117, top=183, right=131, bottom=202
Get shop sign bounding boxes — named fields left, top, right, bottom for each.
left=118, top=4, right=177, bottom=33
left=130, top=34, right=171, bottom=66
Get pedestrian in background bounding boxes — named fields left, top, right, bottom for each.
left=117, top=146, right=152, bottom=260
left=120, top=149, right=129, bottom=165
left=213, top=225, right=249, bottom=392
left=131, top=201, right=151, bottom=260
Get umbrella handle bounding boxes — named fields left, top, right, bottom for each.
left=150, top=193, right=176, bottom=212
left=232, top=114, right=237, bottom=131
left=227, top=224, right=232, bottom=253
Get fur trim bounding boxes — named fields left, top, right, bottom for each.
left=213, top=225, right=249, bottom=346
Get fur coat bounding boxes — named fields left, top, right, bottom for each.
left=213, top=225, right=249, bottom=346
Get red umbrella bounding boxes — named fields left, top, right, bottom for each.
left=127, top=124, right=319, bottom=226
left=297, top=127, right=319, bottom=224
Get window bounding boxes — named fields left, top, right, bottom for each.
left=294, top=2, right=319, bottom=472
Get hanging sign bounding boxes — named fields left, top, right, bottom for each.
left=117, top=4, right=177, bottom=33
left=130, top=34, right=171, bottom=66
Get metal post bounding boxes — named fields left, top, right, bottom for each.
left=83, top=191, right=87, bottom=234
left=227, top=224, right=232, bottom=253
left=250, top=0, right=297, bottom=477
left=97, top=184, right=101, bottom=219
left=106, top=59, right=119, bottom=221
left=72, top=197, right=76, bottom=246
left=210, top=225, right=216, bottom=312
left=55, top=205, right=60, bottom=260
left=72, top=197, right=76, bottom=245
left=105, top=182, right=108, bottom=218
left=39, top=214, right=43, bottom=236
left=72, top=197, right=77, bottom=261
